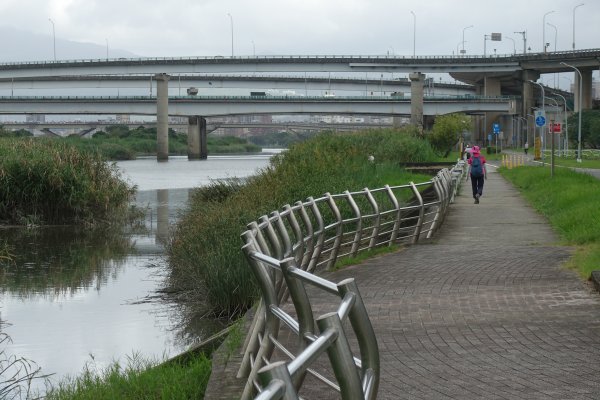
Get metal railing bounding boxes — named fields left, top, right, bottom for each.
left=238, top=160, right=466, bottom=399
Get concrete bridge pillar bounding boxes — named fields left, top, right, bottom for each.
left=187, top=116, right=208, bottom=160
left=482, top=76, right=503, bottom=146
left=520, top=70, right=540, bottom=119
left=155, top=73, right=170, bottom=161
left=409, top=72, right=425, bottom=132
left=575, top=68, right=594, bottom=111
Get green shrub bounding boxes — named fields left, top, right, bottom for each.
left=167, top=128, right=436, bottom=318
left=0, top=138, right=135, bottom=225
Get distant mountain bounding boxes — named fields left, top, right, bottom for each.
left=0, top=26, right=138, bottom=62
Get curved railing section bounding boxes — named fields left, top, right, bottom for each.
left=238, top=160, right=466, bottom=399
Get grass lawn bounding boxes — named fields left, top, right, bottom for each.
left=499, top=165, right=600, bottom=279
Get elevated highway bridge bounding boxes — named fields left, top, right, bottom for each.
left=1, top=120, right=396, bottom=137
left=0, top=95, right=513, bottom=117
left=0, top=74, right=474, bottom=97
left=1, top=49, right=597, bottom=159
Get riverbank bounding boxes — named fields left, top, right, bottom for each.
left=166, top=128, right=437, bottom=319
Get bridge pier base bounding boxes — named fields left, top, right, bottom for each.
left=187, top=116, right=208, bottom=160
left=409, top=72, right=425, bottom=132
left=155, top=73, right=170, bottom=162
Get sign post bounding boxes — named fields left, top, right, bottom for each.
left=534, top=110, right=546, bottom=161
left=550, top=119, right=555, bottom=177
left=493, top=123, right=500, bottom=154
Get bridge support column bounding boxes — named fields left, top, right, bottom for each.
left=482, top=76, right=502, bottom=147
left=156, top=73, right=170, bottom=161
left=187, top=116, right=208, bottom=160
left=520, top=70, right=540, bottom=119
left=575, top=68, right=594, bottom=111
left=200, top=117, right=207, bottom=159
left=409, top=72, right=425, bottom=132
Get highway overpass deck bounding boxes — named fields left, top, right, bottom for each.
left=0, top=49, right=598, bottom=77
left=0, top=95, right=516, bottom=117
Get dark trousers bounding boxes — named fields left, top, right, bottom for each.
left=470, top=174, right=484, bottom=198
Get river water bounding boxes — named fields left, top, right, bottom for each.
left=0, top=152, right=274, bottom=394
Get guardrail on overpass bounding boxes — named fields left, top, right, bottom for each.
left=238, top=160, right=467, bottom=399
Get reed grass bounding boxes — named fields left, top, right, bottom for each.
left=0, top=138, right=135, bottom=225
left=45, top=353, right=211, bottom=400
left=500, top=165, right=600, bottom=277
left=167, top=128, right=436, bottom=318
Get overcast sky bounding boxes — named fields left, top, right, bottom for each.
left=2, top=0, right=598, bottom=59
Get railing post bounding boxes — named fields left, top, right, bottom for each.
left=317, top=313, right=364, bottom=400
left=344, top=191, right=363, bottom=257
left=272, top=211, right=293, bottom=258
left=307, top=197, right=325, bottom=273
left=279, top=258, right=315, bottom=389
left=282, top=204, right=304, bottom=264
left=297, top=200, right=315, bottom=270
left=363, top=188, right=380, bottom=249
left=427, top=178, right=444, bottom=239
left=385, top=184, right=401, bottom=245
left=325, top=193, right=343, bottom=270
left=337, top=278, right=380, bottom=400
left=409, top=182, right=425, bottom=244
left=240, top=244, right=281, bottom=400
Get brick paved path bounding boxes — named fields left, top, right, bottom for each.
left=206, top=164, right=600, bottom=399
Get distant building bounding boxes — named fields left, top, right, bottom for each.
left=116, top=114, right=130, bottom=123
left=25, top=114, right=45, bottom=123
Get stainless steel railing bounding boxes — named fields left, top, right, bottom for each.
left=239, top=160, right=466, bottom=399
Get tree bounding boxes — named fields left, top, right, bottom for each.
left=428, top=113, right=471, bottom=157
left=567, top=110, right=600, bottom=149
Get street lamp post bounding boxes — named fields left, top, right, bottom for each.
left=551, top=91, right=569, bottom=155
left=251, top=40, right=255, bottom=57
left=543, top=10, right=554, bottom=52
left=547, top=22, right=558, bottom=87
left=48, top=18, right=56, bottom=61
left=529, top=80, right=546, bottom=162
left=227, top=13, right=234, bottom=57
left=572, top=3, right=584, bottom=50
left=456, top=41, right=465, bottom=56
left=105, top=38, right=109, bottom=60
left=410, top=11, right=416, bottom=57
left=461, top=25, right=473, bottom=55
left=561, top=62, right=583, bottom=162
left=514, top=30, right=527, bottom=55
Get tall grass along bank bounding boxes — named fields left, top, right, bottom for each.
left=45, top=353, right=211, bottom=400
left=167, top=128, right=436, bottom=319
left=500, top=166, right=600, bottom=278
left=0, top=138, right=135, bottom=225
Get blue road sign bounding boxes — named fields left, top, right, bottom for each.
left=534, top=110, right=546, bottom=127
left=535, top=115, right=546, bottom=127
left=493, top=123, right=500, bottom=134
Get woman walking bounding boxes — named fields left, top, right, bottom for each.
left=467, top=146, right=487, bottom=204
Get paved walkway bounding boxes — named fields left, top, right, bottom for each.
left=206, top=164, right=600, bottom=399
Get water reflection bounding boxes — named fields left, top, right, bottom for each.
left=0, top=226, right=134, bottom=300
left=0, top=154, right=273, bottom=393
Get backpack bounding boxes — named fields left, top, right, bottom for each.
left=471, top=156, right=483, bottom=177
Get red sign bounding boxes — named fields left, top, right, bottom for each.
left=549, top=123, right=562, bottom=133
